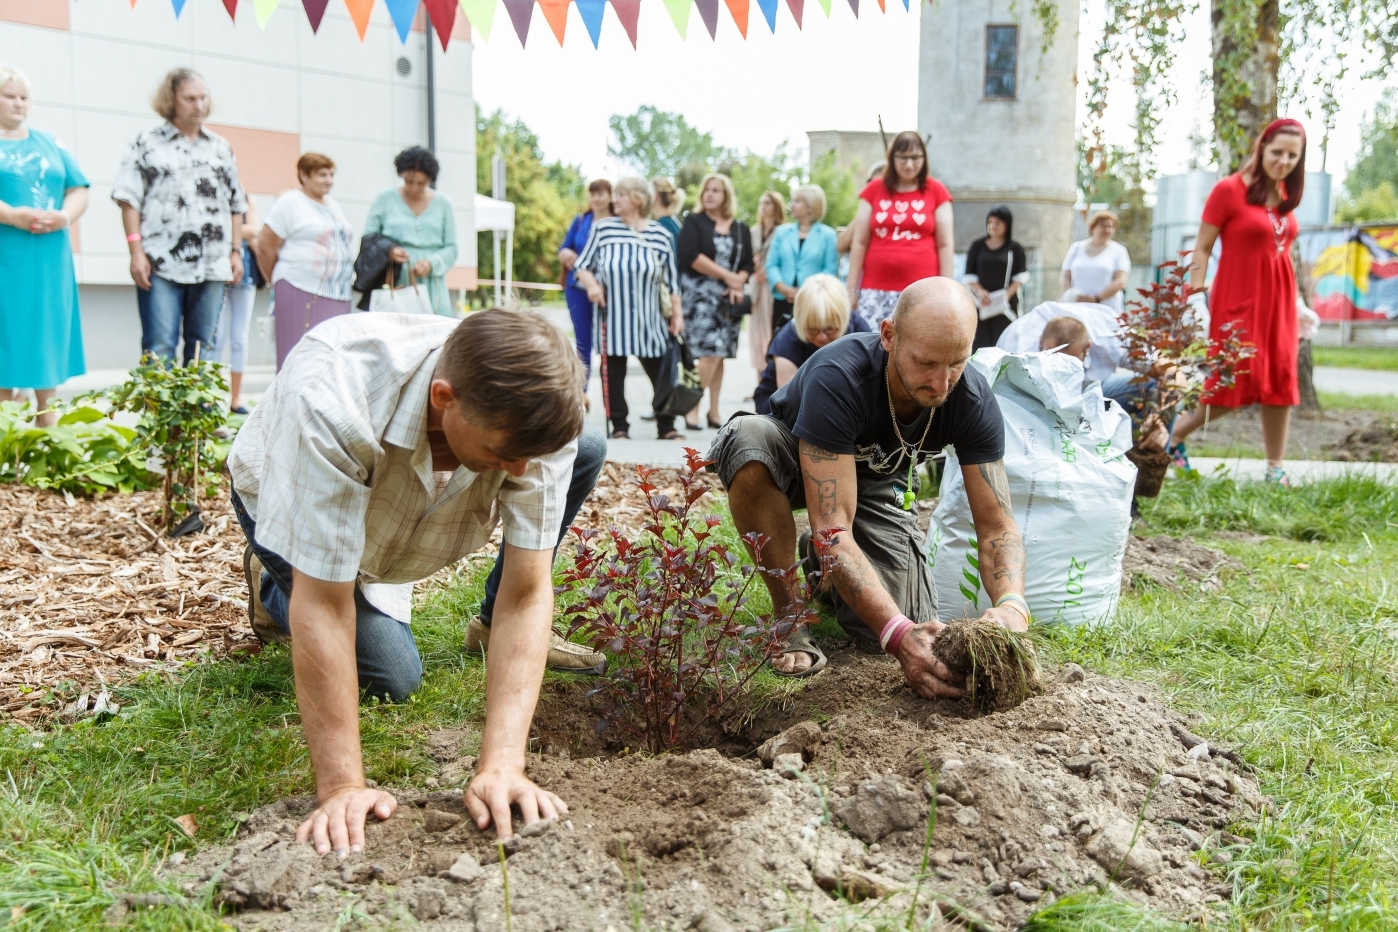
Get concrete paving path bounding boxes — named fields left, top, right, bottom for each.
left=1313, top=366, right=1398, bottom=397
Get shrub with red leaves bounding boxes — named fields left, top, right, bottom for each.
left=557, top=448, right=836, bottom=752
left=1118, top=258, right=1255, bottom=443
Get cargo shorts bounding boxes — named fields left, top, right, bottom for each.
left=707, top=414, right=937, bottom=641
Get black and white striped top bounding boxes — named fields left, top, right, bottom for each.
left=575, top=217, right=679, bottom=358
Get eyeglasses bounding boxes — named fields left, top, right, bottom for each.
left=894, top=154, right=925, bottom=164
left=805, top=327, right=842, bottom=340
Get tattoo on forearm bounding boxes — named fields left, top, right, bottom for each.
left=977, top=460, right=1015, bottom=520
left=985, top=529, right=1026, bottom=589
left=804, top=444, right=840, bottom=463
left=803, top=469, right=838, bottom=517
left=830, top=550, right=880, bottom=603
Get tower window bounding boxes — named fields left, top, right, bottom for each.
left=985, top=25, right=1018, bottom=99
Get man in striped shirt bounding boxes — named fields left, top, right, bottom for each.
left=228, top=309, right=605, bottom=854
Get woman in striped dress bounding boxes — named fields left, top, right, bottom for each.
left=574, top=177, right=686, bottom=440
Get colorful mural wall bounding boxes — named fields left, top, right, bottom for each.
left=1298, top=226, right=1398, bottom=322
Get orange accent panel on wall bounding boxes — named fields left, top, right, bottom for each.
left=206, top=124, right=301, bottom=196
left=0, top=0, right=69, bottom=30
left=446, top=267, right=478, bottom=290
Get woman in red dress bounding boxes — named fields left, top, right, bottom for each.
left=1167, top=119, right=1307, bottom=485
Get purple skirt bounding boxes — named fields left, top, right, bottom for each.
left=273, top=280, right=351, bottom=371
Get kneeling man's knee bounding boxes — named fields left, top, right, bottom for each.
left=730, top=459, right=778, bottom=497
left=364, top=657, right=423, bottom=704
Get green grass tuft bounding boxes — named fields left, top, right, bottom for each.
left=1312, top=346, right=1398, bottom=373
left=1021, top=891, right=1190, bottom=931
left=1141, top=472, right=1398, bottom=540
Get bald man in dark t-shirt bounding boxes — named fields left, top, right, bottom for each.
left=708, top=278, right=1029, bottom=697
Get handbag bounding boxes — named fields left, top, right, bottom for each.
left=653, top=334, right=704, bottom=418
left=979, top=244, right=1018, bottom=322
left=723, top=222, right=752, bottom=321
left=368, top=264, right=434, bottom=315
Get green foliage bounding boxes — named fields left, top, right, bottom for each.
left=1076, top=141, right=1153, bottom=263
left=1337, top=182, right=1398, bottom=223
left=101, top=354, right=228, bottom=526
left=0, top=402, right=152, bottom=496
left=1337, top=93, right=1398, bottom=221
left=1022, top=890, right=1189, bottom=930
left=808, top=151, right=861, bottom=229
left=475, top=107, right=586, bottom=293
left=1311, top=346, right=1398, bottom=372
left=720, top=145, right=801, bottom=223
left=607, top=105, right=725, bottom=182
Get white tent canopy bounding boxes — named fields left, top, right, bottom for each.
left=475, top=194, right=514, bottom=306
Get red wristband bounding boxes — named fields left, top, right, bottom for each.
left=880, top=614, right=915, bottom=656
left=126, top=233, right=142, bottom=243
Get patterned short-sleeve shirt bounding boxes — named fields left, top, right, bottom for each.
left=111, top=122, right=247, bottom=284
left=227, top=313, right=577, bottom=597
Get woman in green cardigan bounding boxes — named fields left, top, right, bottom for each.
left=365, top=146, right=459, bottom=317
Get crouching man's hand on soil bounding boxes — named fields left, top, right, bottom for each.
left=464, top=765, right=569, bottom=840
left=979, top=603, right=1030, bottom=633
left=296, top=786, right=399, bottom=858
left=896, top=622, right=966, bottom=700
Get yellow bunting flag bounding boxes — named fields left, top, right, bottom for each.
left=252, top=0, right=279, bottom=26
left=458, top=0, right=496, bottom=40
left=660, top=0, right=691, bottom=36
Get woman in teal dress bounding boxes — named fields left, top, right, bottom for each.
left=364, top=147, right=459, bottom=317
left=0, top=66, right=89, bottom=426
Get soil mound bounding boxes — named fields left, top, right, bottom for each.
left=1326, top=420, right=1398, bottom=463
left=1121, top=534, right=1244, bottom=592
left=933, top=618, right=1043, bottom=713
left=178, top=656, right=1266, bottom=931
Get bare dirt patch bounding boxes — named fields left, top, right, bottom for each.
left=0, top=487, right=254, bottom=716
left=179, top=655, right=1265, bottom=931
left=1188, top=405, right=1396, bottom=461
left=1121, top=534, right=1245, bottom=592
left=1325, top=418, right=1398, bottom=462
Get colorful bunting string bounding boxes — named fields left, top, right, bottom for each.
left=301, top=0, right=331, bottom=30
left=151, top=0, right=901, bottom=49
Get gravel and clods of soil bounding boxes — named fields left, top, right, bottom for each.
left=178, top=655, right=1267, bottom=932
left=1121, top=534, right=1246, bottom=592
left=1185, top=404, right=1398, bottom=462
left=0, top=487, right=255, bottom=716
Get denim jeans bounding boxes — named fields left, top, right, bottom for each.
left=1100, top=372, right=1175, bottom=440
left=480, top=421, right=608, bottom=624
left=144, top=276, right=227, bottom=364
left=231, top=420, right=609, bottom=699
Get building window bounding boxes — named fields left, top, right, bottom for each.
left=985, top=25, right=1018, bottom=99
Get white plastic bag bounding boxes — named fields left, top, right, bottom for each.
left=924, top=348, right=1136, bottom=626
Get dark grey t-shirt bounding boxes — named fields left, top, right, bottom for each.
left=768, top=332, right=1004, bottom=480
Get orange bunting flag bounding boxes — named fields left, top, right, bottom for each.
left=723, top=0, right=748, bottom=36
left=538, top=0, right=569, bottom=44
left=344, top=0, right=375, bottom=38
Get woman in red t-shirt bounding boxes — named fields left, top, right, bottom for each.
left=845, top=131, right=954, bottom=327
left=1167, top=118, right=1307, bottom=486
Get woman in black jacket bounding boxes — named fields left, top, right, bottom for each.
left=677, top=173, right=754, bottom=430
left=963, top=205, right=1029, bottom=350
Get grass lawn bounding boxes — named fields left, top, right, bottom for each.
left=1312, top=346, right=1398, bottom=373
left=1, top=478, right=1397, bottom=929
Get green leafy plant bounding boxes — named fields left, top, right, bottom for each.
left=0, top=401, right=153, bottom=496
left=100, top=352, right=229, bottom=527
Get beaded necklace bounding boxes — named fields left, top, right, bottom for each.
left=885, top=361, right=934, bottom=511
left=1264, top=206, right=1287, bottom=254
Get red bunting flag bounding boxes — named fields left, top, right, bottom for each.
left=301, top=0, right=330, bottom=30
left=695, top=0, right=719, bottom=37
left=786, top=0, right=803, bottom=26
left=538, top=0, right=568, bottom=44
left=502, top=0, right=534, bottom=46
left=222, top=0, right=238, bottom=19
left=424, top=0, right=457, bottom=47
left=723, top=0, right=748, bottom=36
left=610, top=0, right=640, bottom=47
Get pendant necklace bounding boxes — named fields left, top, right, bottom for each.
left=1265, top=206, right=1287, bottom=255
left=885, top=361, right=935, bottom=511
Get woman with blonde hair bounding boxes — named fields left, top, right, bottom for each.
left=751, top=273, right=870, bottom=414
left=1060, top=211, right=1130, bottom=312
left=650, top=177, right=684, bottom=245
left=574, top=176, right=686, bottom=440
left=0, top=65, right=90, bottom=426
left=676, top=172, right=753, bottom=429
left=767, top=183, right=840, bottom=334
left=748, top=190, right=786, bottom=372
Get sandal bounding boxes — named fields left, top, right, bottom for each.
left=660, top=429, right=686, bottom=440
left=771, top=628, right=828, bottom=678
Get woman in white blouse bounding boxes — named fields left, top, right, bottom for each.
left=254, top=152, right=355, bottom=370
left=1061, top=211, right=1131, bottom=313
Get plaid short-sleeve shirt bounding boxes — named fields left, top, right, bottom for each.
left=228, top=313, right=576, bottom=594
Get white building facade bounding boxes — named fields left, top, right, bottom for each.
left=1, top=0, right=477, bottom=370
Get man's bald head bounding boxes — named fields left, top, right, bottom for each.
left=879, top=278, right=979, bottom=410
left=891, top=277, right=979, bottom=342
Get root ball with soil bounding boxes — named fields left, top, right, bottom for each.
left=934, top=617, right=1043, bottom=712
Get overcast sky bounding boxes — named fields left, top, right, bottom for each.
left=471, top=0, right=1388, bottom=191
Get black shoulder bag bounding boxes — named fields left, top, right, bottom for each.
left=723, top=221, right=753, bottom=322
